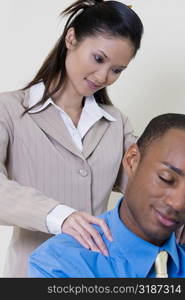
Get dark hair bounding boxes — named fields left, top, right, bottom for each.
left=23, top=0, right=144, bottom=114
left=137, top=113, right=185, bottom=156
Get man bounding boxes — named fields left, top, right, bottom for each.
left=28, top=113, right=185, bottom=278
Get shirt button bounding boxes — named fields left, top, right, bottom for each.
left=79, top=169, right=88, bottom=177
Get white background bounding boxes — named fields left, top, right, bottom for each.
left=0, top=0, right=185, bottom=276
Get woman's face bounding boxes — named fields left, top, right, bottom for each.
left=64, top=28, right=135, bottom=98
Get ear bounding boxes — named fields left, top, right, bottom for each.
left=122, top=144, right=141, bottom=177
left=65, top=27, right=77, bottom=50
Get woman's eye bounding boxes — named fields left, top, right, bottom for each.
left=159, top=175, right=174, bottom=185
left=112, top=68, right=123, bottom=74
left=94, top=55, right=104, bottom=63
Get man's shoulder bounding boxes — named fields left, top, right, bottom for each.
left=29, top=233, right=109, bottom=278
left=32, top=211, right=110, bottom=256
left=31, top=233, right=86, bottom=257
left=33, top=215, right=109, bottom=256
left=29, top=212, right=113, bottom=277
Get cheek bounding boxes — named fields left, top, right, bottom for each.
left=138, top=168, right=163, bottom=195
left=131, top=174, right=164, bottom=207
left=74, top=50, right=93, bottom=73
left=107, top=74, right=119, bottom=86
left=66, top=51, right=86, bottom=76
left=147, top=175, right=167, bottom=199
left=65, top=54, right=74, bottom=76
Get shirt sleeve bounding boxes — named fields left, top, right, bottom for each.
left=46, top=205, right=77, bottom=234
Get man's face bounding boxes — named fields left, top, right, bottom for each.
left=121, top=128, right=185, bottom=246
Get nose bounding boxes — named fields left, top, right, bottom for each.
left=94, top=68, right=109, bottom=85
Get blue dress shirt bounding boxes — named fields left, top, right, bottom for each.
left=28, top=198, right=185, bottom=278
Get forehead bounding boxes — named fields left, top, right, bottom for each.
left=143, top=128, right=185, bottom=169
left=79, top=34, right=134, bottom=64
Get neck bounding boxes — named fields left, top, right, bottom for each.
left=50, top=77, right=84, bottom=112
left=49, top=78, right=84, bottom=127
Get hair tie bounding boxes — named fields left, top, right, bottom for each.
left=83, top=1, right=132, bottom=9
left=85, top=0, right=104, bottom=6
left=89, top=1, right=132, bottom=8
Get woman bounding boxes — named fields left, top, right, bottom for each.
left=0, top=0, right=143, bottom=277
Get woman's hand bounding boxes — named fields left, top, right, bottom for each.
left=176, top=225, right=185, bottom=244
left=61, top=211, right=113, bottom=256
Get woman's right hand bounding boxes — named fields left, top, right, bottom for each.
left=61, top=211, right=113, bottom=256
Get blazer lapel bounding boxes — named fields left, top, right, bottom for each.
left=29, top=106, right=84, bottom=160
left=23, top=88, right=84, bottom=159
left=83, top=118, right=110, bottom=159
left=23, top=88, right=110, bottom=160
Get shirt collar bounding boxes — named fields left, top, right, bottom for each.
left=108, top=198, right=180, bottom=277
left=28, top=82, right=53, bottom=113
left=28, top=82, right=116, bottom=122
left=83, top=95, right=116, bottom=122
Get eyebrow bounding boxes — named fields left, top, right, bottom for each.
left=98, top=50, right=108, bottom=59
left=98, top=49, right=127, bottom=69
left=162, top=162, right=185, bottom=176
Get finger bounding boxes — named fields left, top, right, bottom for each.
left=71, top=222, right=101, bottom=253
left=64, top=228, right=90, bottom=250
left=79, top=219, right=109, bottom=256
left=63, top=221, right=101, bottom=253
left=83, top=213, right=113, bottom=242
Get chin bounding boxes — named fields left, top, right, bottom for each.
left=81, top=91, right=95, bottom=98
left=74, top=87, right=94, bottom=98
left=148, top=231, right=171, bottom=246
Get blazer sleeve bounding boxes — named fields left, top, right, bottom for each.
left=113, top=114, right=137, bottom=194
left=0, top=100, right=59, bottom=233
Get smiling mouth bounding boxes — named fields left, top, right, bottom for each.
left=85, top=79, right=101, bottom=90
left=155, top=210, right=179, bottom=228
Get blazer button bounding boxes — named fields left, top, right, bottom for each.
left=79, top=169, right=88, bottom=177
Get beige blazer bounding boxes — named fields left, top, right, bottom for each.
left=0, top=88, right=135, bottom=277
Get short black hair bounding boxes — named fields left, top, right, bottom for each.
left=137, top=113, right=185, bottom=155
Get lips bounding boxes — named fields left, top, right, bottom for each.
left=85, top=79, right=101, bottom=91
left=155, top=209, right=179, bottom=228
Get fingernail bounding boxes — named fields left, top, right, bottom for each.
left=108, top=235, right=113, bottom=242
left=103, top=249, right=109, bottom=256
